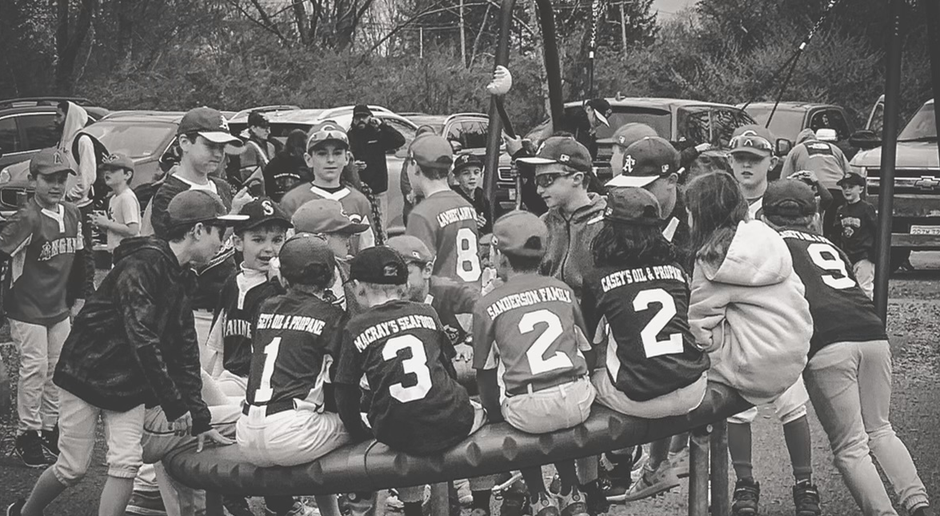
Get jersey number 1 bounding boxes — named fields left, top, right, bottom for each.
left=254, top=337, right=282, bottom=403
left=456, top=227, right=481, bottom=282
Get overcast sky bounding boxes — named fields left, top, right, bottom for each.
left=652, top=0, right=695, bottom=19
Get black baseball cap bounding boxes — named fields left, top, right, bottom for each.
left=247, top=111, right=269, bottom=128
left=353, top=105, right=373, bottom=117
left=606, top=136, right=681, bottom=188
left=349, top=246, right=408, bottom=285
left=604, top=187, right=662, bottom=224
left=178, top=107, right=241, bottom=145
left=278, top=233, right=336, bottom=284
left=762, top=179, right=817, bottom=218
left=585, top=99, right=611, bottom=127
left=519, top=136, right=593, bottom=174
left=453, top=153, right=484, bottom=174
left=836, top=172, right=866, bottom=188
left=234, top=197, right=292, bottom=233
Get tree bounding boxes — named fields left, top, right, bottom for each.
left=54, top=0, right=98, bottom=94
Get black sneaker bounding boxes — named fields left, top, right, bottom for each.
left=126, top=490, right=167, bottom=516
left=913, top=506, right=937, bottom=516
left=792, top=481, right=820, bottom=516
left=498, top=480, right=530, bottom=516
left=40, top=426, right=59, bottom=457
left=7, top=499, right=25, bottom=516
left=599, top=460, right=632, bottom=502
left=732, top=479, right=760, bottom=516
left=14, top=431, right=52, bottom=468
left=582, top=481, right=609, bottom=516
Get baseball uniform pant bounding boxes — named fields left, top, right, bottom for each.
left=853, top=259, right=875, bottom=300
left=501, top=377, right=595, bottom=434
left=11, top=317, right=69, bottom=434
left=593, top=369, right=707, bottom=419
left=805, top=340, right=929, bottom=516
left=728, top=377, right=809, bottom=425
left=193, top=309, right=215, bottom=372
left=237, top=401, right=351, bottom=468
left=215, top=369, right=249, bottom=399
left=53, top=389, right=144, bottom=485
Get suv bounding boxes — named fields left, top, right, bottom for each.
left=527, top=97, right=759, bottom=178
left=739, top=102, right=856, bottom=157
left=0, top=97, right=108, bottom=170
left=850, top=98, right=938, bottom=270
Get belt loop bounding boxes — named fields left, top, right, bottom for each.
left=526, top=383, right=535, bottom=395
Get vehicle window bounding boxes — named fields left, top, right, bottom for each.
left=83, top=122, right=176, bottom=159
left=678, top=108, right=756, bottom=148
left=445, top=119, right=489, bottom=150
left=0, top=117, right=19, bottom=154
left=744, top=106, right=805, bottom=142
left=382, top=118, right=415, bottom=154
left=898, top=102, right=936, bottom=141
left=824, top=110, right=850, bottom=140
left=20, top=114, right=60, bottom=150
left=598, top=108, right=672, bottom=140
left=868, top=102, right=885, bottom=134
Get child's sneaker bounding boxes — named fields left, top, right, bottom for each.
left=14, top=431, right=52, bottom=468
left=530, top=493, right=560, bottom=516
left=732, top=479, right=760, bottom=516
left=455, top=479, right=473, bottom=505
left=126, top=490, right=167, bottom=516
left=599, top=460, right=632, bottom=501
left=629, top=447, right=649, bottom=483
left=385, top=490, right=404, bottom=512
left=582, top=481, right=608, bottom=516
left=792, top=481, right=821, bottom=516
left=912, top=506, right=937, bottom=516
left=498, top=479, right=530, bottom=516
left=40, top=426, right=59, bottom=457
left=622, top=462, right=680, bottom=502
left=558, top=489, right=589, bottom=516
left=666, top=447, right=689, bottom=479
left=6, top=499, right=24, bottom=516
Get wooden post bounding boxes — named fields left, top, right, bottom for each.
left=689, top=425, right=711, bottom=516
left=419, top=26, right=424, bottom=59
left=459, top=0, right=467, bottom=66
left=620, top=1, right=628, bottom=52
left=710, top=420, right=730, bottom=516
left=430, top=483, right=450, bottom=516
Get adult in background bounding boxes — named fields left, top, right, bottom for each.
left=559, top=98, right=611, bottom=161
left=347, top=104, right=405, bottom=233
left=263, top=129, right=312, bottom=203
left=780, top=128, right=851, bottom=241
left=236, top=111, right=282, bottom=188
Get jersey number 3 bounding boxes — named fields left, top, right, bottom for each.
left=456, top=227, right=481, bottom=282
left=383, top=335, right=432, bottom=403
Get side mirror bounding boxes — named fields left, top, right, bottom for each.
left=775, top=138, right=793, bottom=157
left=450, top=140, right=463, bottom=153
left=849, top=130, right=881, bottom=150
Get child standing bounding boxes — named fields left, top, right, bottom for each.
left=0, top=148, right=86, bottom=468
left=835, top=172, right=876, bottom=299
left=761, top=179, right=935, bottom=516
left=91, top=152, right=140, bottom=254
left=451, top=153, right=492, bottom=235
left=727, top=125, right=779, bottom=219
left=7, top=189, right=244, bottom=516
left=685, top=172, right=818, bottom=516
left=581, top=187, right=710, bottom=502
left=473, top=211, right=596, bottom=516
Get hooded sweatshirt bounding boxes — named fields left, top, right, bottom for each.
left=540, top=193, right=607, bottom=301
left=58, top=102, right=96, bottom=208
left=54, top=237, right=211, bottom=434
left=688, top=220, right=812, bottom=404
left=780, top=129, right=852, bottom=190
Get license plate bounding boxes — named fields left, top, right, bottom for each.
left=910, top=225, right=940, bottom=235
left=508, top=189, right=517, bottom=200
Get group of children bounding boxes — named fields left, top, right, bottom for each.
left=1, top=104, right=932, bottom=516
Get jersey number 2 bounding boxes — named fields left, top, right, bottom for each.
left=633, top=289, right=683, bottom=358
left=383, top=335, right=432, bottom=403
left=456, top=227, right=481, bottom=282
left=519, top=309, right=574, bottom=375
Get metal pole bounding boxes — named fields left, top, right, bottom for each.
left=483, top=0, right=514, bottom=225
left=925, top=0, right=940, bottom=159
left=535, top=0, right=564, bottom=126
left=620, top=1, right=628, bottom=52
left=710, top=421, right=730, bottom=516
left=689, top=425, right=711, bottom=516
left=874, top=0, right=904, bottom=321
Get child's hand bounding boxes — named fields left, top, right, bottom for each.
left=171, top=411, right=193, bottom=437
left=196, top=428, right=234, bottom=452
left=91, top=213, right=109, bottom=229
left=453, top=343, right=473, bottom=362
left=230, top=187, right=255, bottom=214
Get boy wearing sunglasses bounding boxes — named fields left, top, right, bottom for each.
left=727, top=125, right=779, bottom=219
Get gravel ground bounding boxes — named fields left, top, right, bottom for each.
left=1, top=258, right=939, bottom=515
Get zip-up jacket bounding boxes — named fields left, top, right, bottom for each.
left=54, top=237, right=211, bottom=434
left=540, top=194, right=607, bottom=301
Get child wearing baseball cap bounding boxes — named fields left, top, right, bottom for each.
left=451, top=153, right=493, bottom=235
left=92, top=152, right=141, bottom=254
left=727, top=125, right=779, bottom=219
left=473, top=210, right=597, bottom=516
left=835, top=172, right=876, bottom=298
left=280, top=120, right=376, bottom=253
left=761, top=179, right=934, bottom=516
left=0, top=148, right=86, bottom=468
left=685, top=172, right=817, bottom=516
left=608, top=123, right=657, bottom=178
left=236, top=233, right=349, bottom=516
left=580, top=187, right=710, bottom=502
left=8, top=189, right=244, bottom=516
left=334, top=246, right=493, bottom=516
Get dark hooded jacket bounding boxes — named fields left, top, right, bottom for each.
left=54, top=237, right=211, bottom=435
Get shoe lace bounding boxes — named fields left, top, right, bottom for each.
left=795, top=484, right=820, bottom=506
left=734, top=485, right=759, bottom=503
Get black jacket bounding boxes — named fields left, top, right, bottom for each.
left=452, top=185, right=493, bottom=235
left=54, top=237, right=211, bottom=434
left=263, top=151, right=312, bottom=203
left=348, top=122, right=406, bottom=194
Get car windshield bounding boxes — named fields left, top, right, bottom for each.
left=744, top=107, right=805, bottom=142
left=595, top=108, right=671, bottom=140
left=898, top=103, right=937, bottom=141
left=678, top=107, right=756, bottom=147
left=84, top=122, right=176, bottom=159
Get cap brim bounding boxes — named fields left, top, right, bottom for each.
left=595, top=111, right=610, bottom=127
left=36, top=167, right=76, bottom=176
left=213, top=214, right=251, bottom=225
left=199, top=132, right=242, bottom=145
left=518, top=157, right=559, bottom=166
left=729, top=147, right=770, bottom=157
left=335, top=222, right=370, bottom=234
left=606, top=174, right=658, bottom=188
left=234, top=216, right=292, bottom=232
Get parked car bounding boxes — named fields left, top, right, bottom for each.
left=739, top=101, right=857, bottom=158
left=850, top=98, right=939, bottom=270
left=0, top=111, right=183, bottom=217
left=0, top=97, right=108, bottom=170
left=526, top=97, right=762, bottom=179
left=439, top=113, right=515, bottom=216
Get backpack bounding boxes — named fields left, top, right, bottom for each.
left=70, top=131, right=111, bottom=206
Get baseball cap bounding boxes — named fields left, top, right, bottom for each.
left=291, top=199, right=370, bottom=235
left=278, top=233, right=336, bottom=283
left=586, top=99, right=611, bottom=127
left=99, top=152, right=135, bottom=173
left=453, top=153, right=484, bottom=174
left=306, top=120, right=349, bottom=151
left=353, top=105, right=373, bottom=118
left=349, top=246, right=408, bottom=285
left=29, top=148, right=75, bottom=176
left=247, top=111, right=269, bottom=128
left=611, top=123, right=658, bottom=149
left=837, top=172, right=866, bottom=188
left=410, top=134, right=454, bottom=170
left=178, top=107, right=241, bottom=145
left=492, top=210, right=548, bottom=259
left=604, top=187, right=662, bottom=224
left=518, top=136, right=593, bottom=174
left=387, top=235, right=435, bottom=265
left=234, top=197, right=292, bottom=233
left=815, top=128, right=837, bottom=142
left=606, top=136, right=680, bottom=188
left=166, top=190, right=248, bottom=228
left=729, top=125, right=775, bottom=157
left=762, top=179, right=818, bottom=218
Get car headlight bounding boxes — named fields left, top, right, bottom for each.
left=0, top=168, right=10, bottom=185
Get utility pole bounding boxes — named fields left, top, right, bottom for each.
left=620, top=1, right=628, bottom=52
left=459, top=0, right=467, bottom=66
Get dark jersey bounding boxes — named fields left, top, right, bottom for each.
left=427, top=275, right=479, bottom=350
left=779, top=229, right=886, bottom=358
left=334, top=300, right=474, bottom=455
left=244, top=290, right=346, bottom=411
left=583, top=262, right=709, bottom=402
left=210, top=270, right=282, bottom=378
left=473, top=274, right=590, bottom=397
left=836, top=200, right=877, bottom=263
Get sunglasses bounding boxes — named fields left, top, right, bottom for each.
left=729, top=134, right=773, bottom=152
left=535, top=172, right=575, bottom=188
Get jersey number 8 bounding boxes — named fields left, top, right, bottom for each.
left=456, top=228, right=481, bottom=282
